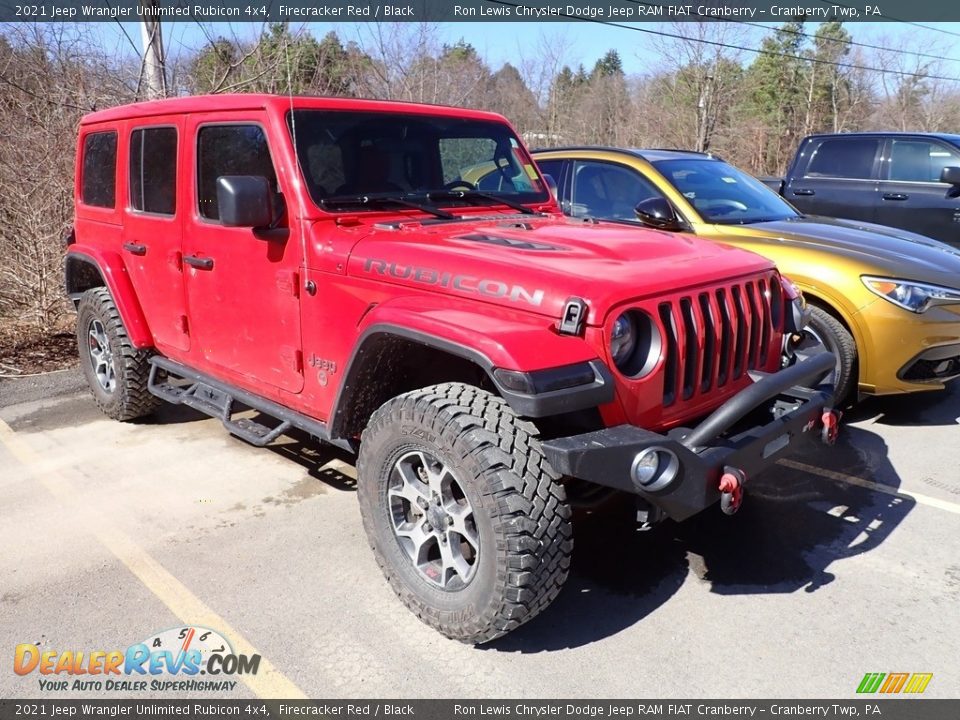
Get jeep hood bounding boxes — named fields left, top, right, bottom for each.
left=715, top=215, right=960, bottom=288
left=345, top=215, right=775, bottom=324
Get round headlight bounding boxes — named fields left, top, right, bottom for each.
left=610, top=313, right=637, bottom=368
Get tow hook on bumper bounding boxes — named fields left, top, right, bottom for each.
left=719, top=467, right=746, bottom=515
left=821, top=409, right=842, bottom=446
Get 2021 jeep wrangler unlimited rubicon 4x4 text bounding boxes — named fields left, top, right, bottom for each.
left=66, top=95, right=838, bottom=644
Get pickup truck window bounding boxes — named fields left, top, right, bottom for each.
left=655, top=158, right=799, bottom=225
left=803, top=137, right=880, bottom=179
left=287, top=110, right=548, bottom=210
left=888, top=139, right=960, bottom=182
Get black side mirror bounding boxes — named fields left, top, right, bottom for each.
left=940, top=166, right=960, bottom=185
left=635, top=197, right=683, bottom=231
left=542, top=173, right=559, bottom=201
left=217, top=176, right=273, bottom=228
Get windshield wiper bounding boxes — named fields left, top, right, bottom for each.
left=321, top=194, right=456, bottom=220
left=426, top=190, right=538, bottom=215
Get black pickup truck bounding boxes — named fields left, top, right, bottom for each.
left=764, top=132, right=960, bottom=247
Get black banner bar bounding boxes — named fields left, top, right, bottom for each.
left=2, top=0, right=960, bottom=23
left=1, top=700, right=959, bottom=720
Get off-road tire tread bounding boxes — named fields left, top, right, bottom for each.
left=809, top=304, right=857, bottom=406
left=77, top=287, right=159, bottom=421
left=357, top=382, right=572, bottom=644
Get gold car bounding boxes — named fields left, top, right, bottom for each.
left=531, top=147, right=960, bottom=402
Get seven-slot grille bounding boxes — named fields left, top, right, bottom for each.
left=658, top=275, right=783, bottom=406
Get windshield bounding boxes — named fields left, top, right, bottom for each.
left=654, top=158, right=799, bottom=224
left=287, top=110, right=549, bottom=211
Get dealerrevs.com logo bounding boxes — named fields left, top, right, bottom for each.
left=14, top=626, right=260, bottom=693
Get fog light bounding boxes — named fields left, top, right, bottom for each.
left=633, top=450, right=659, bottom=485
left=631, top=446, right=680, bottom=492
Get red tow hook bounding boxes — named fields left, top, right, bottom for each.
left=719, top=466, right=746, bottom=516
left=821, top=409, right=842, bottom=446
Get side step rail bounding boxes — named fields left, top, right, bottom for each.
left=147, top=357, right=354, bottom=452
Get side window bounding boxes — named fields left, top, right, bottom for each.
left=534, top=159, right=563, bottom=200
left=197, top=125, right=279, bottom=222
left=888, top=139, right=960, bottom=182
left=130, top=127, right=177, bottom=215
left=804, top=137, right=880, bottom=180
left=571, top=161, right=663, bottom=220
left=81, top=131, right=118, bottom=208
left=535, top=159, right=564, bottom=186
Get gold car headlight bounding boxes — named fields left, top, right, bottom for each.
left=862, top=276, right=960, bottom=314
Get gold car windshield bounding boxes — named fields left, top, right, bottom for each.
left=655, top=159, right=800, bottom=225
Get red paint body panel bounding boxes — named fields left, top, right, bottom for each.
left=119, top=114, right=191, bottom=353
left=69, top=93, right=786, bottom=433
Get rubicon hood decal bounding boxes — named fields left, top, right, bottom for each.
left=345, top=214, right=775, bottom=323
left=363, top=258, right=546, bottom=307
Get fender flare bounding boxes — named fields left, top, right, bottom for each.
left=328, top=306, right=614, bottom=439
left=65, top=248, right=153, bottom=349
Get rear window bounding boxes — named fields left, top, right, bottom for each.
left=130, top=127, right=177, bottom=215
left=81, top=131, right=118, bottom=208
left=803, top=137, right=880, bottom=180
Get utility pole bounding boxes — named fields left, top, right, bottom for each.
left=139, top=0, right=167, bottom=99
left=696, top=72, right=714, bottom=153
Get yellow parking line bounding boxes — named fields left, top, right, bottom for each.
left=0, top=418, right=306, bottom=699
left=778, top=458, right=960, bottom=516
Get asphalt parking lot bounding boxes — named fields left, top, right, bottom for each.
left=2, top=369, right=958, bottom=699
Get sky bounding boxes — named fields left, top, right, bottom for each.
left=91, top=20, right=960, bottom=84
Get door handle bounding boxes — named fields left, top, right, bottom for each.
left=882, top=193, right=909, bottom=201
left=791, top=189, right=815, bottom=196
left=184, top=255, right=214, bottom=271
left=123, top=242, right=147, bottom=256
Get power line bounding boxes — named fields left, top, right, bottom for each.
left=628, top=2, right=960, bottom=65
left=811, top=0, right=960, bottom=40
left=484, top=2, right=960, bottom=83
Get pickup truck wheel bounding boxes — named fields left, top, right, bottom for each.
left=76, top=288, right=159, bottom=421
left=357, top=382, right=572, bottom=644
left=800, top=305, right=857, bottom=406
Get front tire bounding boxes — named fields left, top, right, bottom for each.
left=799, top=305, right=857, bottom=406
left=76, top=287, right=159, bottom=421
left=357, top=383, right=572, bottom=644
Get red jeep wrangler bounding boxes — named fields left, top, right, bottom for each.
left=66, top=95, right=837, bottom=643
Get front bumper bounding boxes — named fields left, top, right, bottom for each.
left=856, top=299, right=960, bottom=394
left=898, top=342, right=960, bottom=384
left=542, top=353, right=836, bottom=522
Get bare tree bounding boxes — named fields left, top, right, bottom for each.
left=648, top=22, right=751, bottom=152
left=0, top=24, right=132, bottom=332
